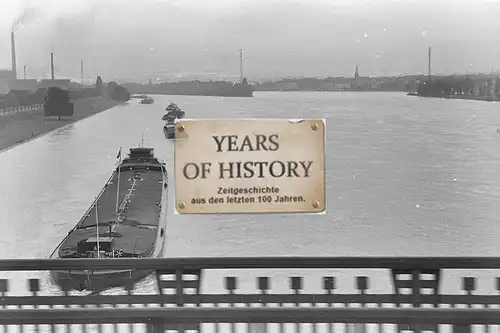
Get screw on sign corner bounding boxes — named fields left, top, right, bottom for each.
left=313, top=200, right=321, bottom=209
left=177, top=201, right=186, bottom=210
left=177, top=124, right=185, bottom=132
left=311, top=123, right=319, bottom=131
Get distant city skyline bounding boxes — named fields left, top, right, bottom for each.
left=0, top=0, right=499, bottom=82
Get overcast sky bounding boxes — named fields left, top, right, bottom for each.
left=0, top=0, right=499, bottom=82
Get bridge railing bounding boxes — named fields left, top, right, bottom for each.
left=1, top=257, right=500, bottom=332
left=2, top=307, right=500, bottom=333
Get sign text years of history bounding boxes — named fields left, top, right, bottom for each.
left=174, top=118, right=325, bottom=214
left=180, top=133, right=314, bottom=180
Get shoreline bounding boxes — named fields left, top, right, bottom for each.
left=407, top=93, right=499, bottom=102
left=132, top=92, right=254, bottom=98
left=443, top=95, right=498, bottom=102
left=0, top=97, right=123, bottom=154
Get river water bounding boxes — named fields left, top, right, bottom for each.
left=1, top=92, right=500, bottom=320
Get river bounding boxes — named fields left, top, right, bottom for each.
left=1, top=91, right=500, bottom=301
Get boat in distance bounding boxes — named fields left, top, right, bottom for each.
left=162, top=102, right=185, bottom=120
left=163, top=122, right=175, bottom=139
left=49, top=147, right=168, bottom=291
left=140, top=97, right=155, bottom=104
left=162, top=102, right=184, bottom=139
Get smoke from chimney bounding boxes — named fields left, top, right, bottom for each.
left=11, top=31, right=17, bottom=80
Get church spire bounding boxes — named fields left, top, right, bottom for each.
left=354, top=64, right=359, bottom=79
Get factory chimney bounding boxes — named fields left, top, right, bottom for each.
left=11, top=31, right=17, bottom=80
left=428, top=47, right=432, bottom=81
left=50, top=53, right=55, bottom=80
left=81, top=60, right=84, bottom=86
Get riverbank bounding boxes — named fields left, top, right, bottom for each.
left=407, top=93, right=499, bottom=102
left=0, top=97, right=122, bottom=153
left=443, top=95, right=498, bottom=101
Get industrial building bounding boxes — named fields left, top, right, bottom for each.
left=0, top=70, right=13, bottom=94
left=1, top=31, right=83, bottom=95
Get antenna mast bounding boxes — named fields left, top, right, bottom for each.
left=239, top=48, right=243, bottom=81
left=95, top=203, right=100, bottom=259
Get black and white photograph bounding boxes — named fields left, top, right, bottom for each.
left=0, top=0, right=500, bottom=331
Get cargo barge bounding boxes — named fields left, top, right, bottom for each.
left=50, top=147, right=168, bottom=291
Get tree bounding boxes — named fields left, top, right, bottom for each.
left=3, top=92, right=19, bottom=108
left=9, top=90, right=30, bottom=106
left=95, top=76, right=104, bottom=96
left=486, top=79, right=493, bottom=96
left=465, top=77, right=475, bottom=95
left=478, top=85, right=485, bottom=96
left=107, top=81, right=131, bottom=101
left=32, top=88, right=48, bottom=104
left=44, top=87, right=74, bottom=120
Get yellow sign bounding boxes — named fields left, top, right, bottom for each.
left=174, top=119, right=325, bottom=214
